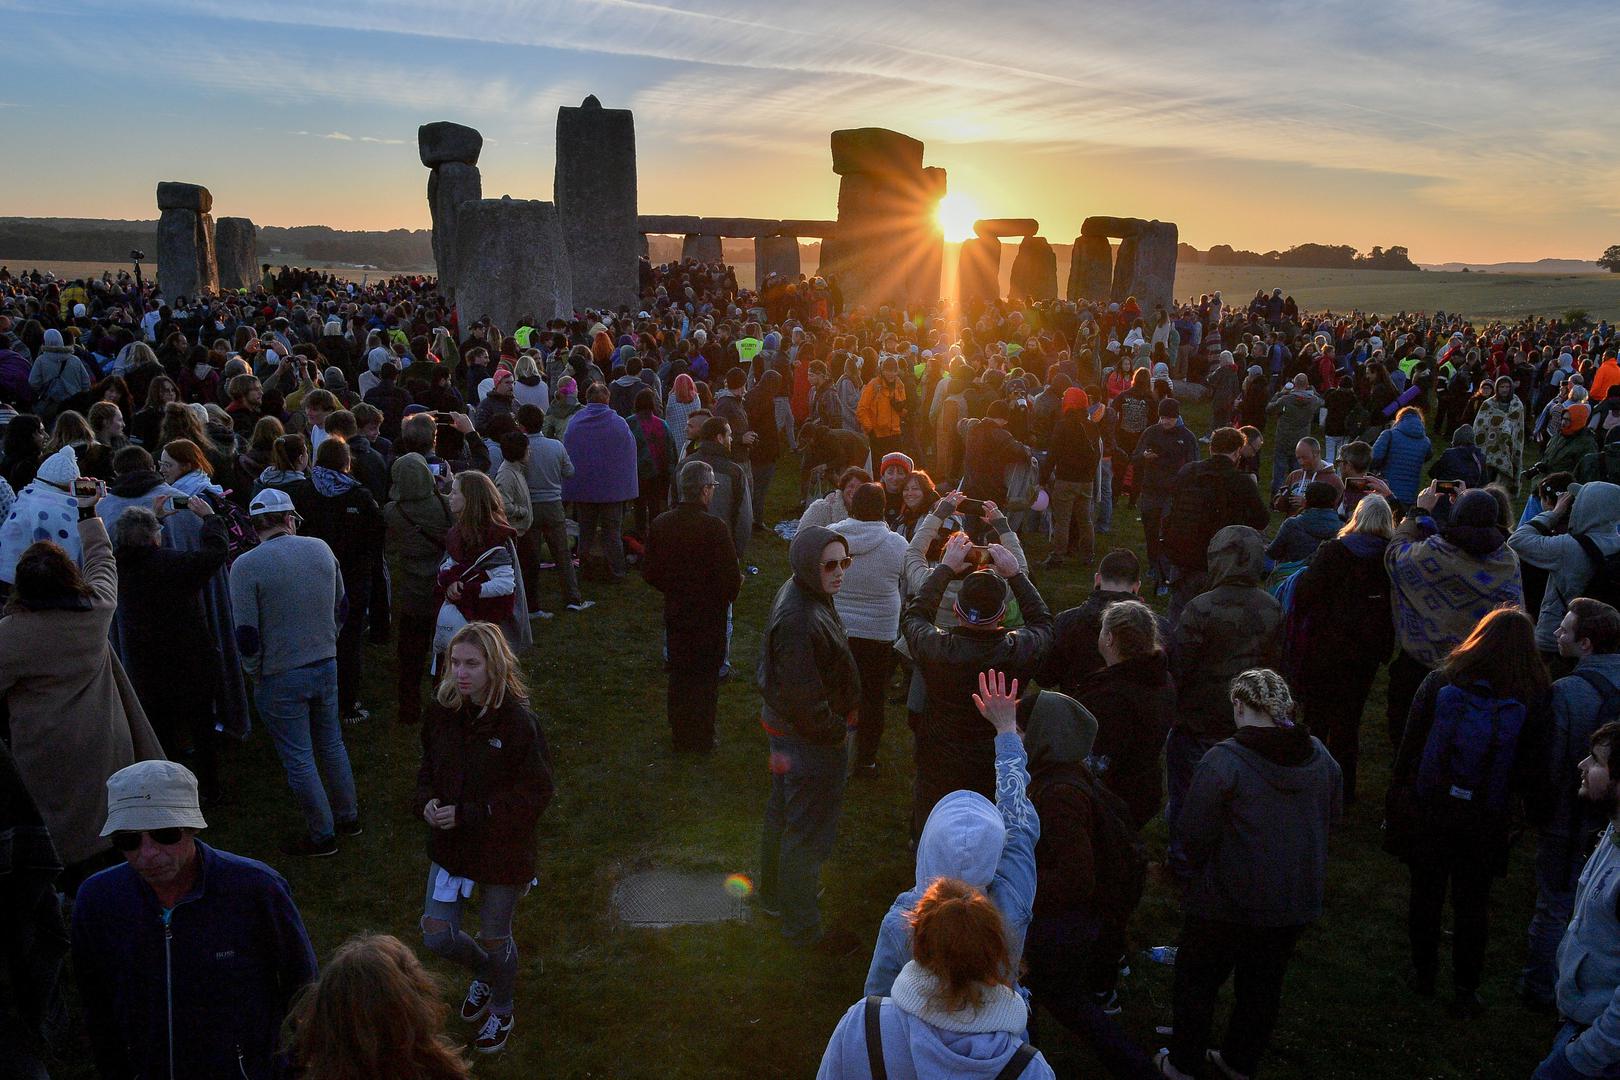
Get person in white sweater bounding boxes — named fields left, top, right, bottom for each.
left=799, top=466, right=871, bottom=533
left=833, top=483, right=908, bottom=777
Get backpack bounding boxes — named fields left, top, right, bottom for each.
left=862, top=997, right=1036, bottom=1080
left=205, top=490, right=260, bottom=566
left=1414, top=682, right=1528, bottom=820
left=1574, top=533, right=1620, bottom=611
left=1117, top=393, right=1150, bottom=435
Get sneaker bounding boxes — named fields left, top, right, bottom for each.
left=1117, top=953, right=1132, bottom=979
left=473, top=1011, right=513, bottom=1054
left=341, top=706, right=369, bottom=725
left=281, top=834, right=338, bottom=858
left=1154, top=1049, right=1196, bottom=1080
left=565, top=600, right=595, bottom=613
left=1206, top=1049, right=1251, bottom=1080
left=528, top=608, right=555, bottom=621
left=1091, top=989, right=1122, bottom=1016
left=335, top=818, right=364, bottom=838
left=753, top=895, right=783, bottom=919
left=460, top=979, right=492, bottom=1023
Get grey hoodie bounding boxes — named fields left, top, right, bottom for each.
left=1557, top=825, right=1620, bottom=1073
left=1509, top=480, right=1620, bottom=651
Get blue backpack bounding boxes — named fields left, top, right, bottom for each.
left=1415, top=682, right=1527, bottom=817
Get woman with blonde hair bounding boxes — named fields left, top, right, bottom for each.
left=817, top=877, right=1054, bottom=1078
left=511, top=353, right=549, bottom=411
left=46, top=409, right=95, bottom=455
left=286, top=932, right=472, bottom=1080
left=415, top=622, right=553, bottom=1056
left=157, top=400, right=216, bottom=457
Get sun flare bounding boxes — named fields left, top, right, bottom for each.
left=935, top=191, right=980, bottom=242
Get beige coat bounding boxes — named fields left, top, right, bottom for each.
left=0, top=516, right=163, bottom=864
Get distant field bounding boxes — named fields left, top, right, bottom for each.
left=10, top=256, right=1619, bottom=323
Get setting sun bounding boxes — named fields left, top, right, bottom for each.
left=935, top=191, right=981, bottom=242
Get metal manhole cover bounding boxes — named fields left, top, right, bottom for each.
left=611, top=870, right=751, bottom=927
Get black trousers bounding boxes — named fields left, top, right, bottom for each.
left=668, top=611, right=727, bottom=752
left=1025, top=913, right=1159, bottom=1079
left=911, top=731, right=993, bottom=839
left=1170, top=917, right=1304, bottom=1078
left=848, top=637, right=896, bottom=769
left=1408, top=856, right=1493, bottom=992
left=336, top=568, right=371, bottom=714
left=395, top=592, right=435, bottom=726
left=1386, top=649, right=1430, bottom=750
left=1301, top=673, right=1375, bottom=803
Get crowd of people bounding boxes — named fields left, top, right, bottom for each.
left=1, top=254, right=1618, bottom=1079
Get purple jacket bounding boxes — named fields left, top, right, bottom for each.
left=0, top=349, right=33, bottom=407
left=560, top=402, right=640, bottom=503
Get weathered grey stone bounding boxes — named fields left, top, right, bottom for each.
left=1110, top=236, right=1139, bottom=303
left=681, top=234, right=723, bottom=263
left=215, top=217, right=258, bottom=292
left=1081, top=215, right=1143, bottom=239
left=771, top=219, right=839, bottom=237
left=640, top=216, right=786, bottom=238
left=156, top=208, right=218, bottom=300
left=1009, top=236, right=1057, bottom=301
left=454, top=198, right=573, bottom=333
left=836, top=172, right=933, bottom=218
left=958, top=236, right=1001, bottom=306
left=974, top=218, right=1040, bottom=239
left=1126, top=220, right=1178, bottom=315
left=429, top=161, right=482, bottom=299
left=831, top=128, right=925, bottom=177
left=417, top=121, right=483, bottom=168
left=638, top=233, right=649, bottom=259
left=555, top=95, right=639, bottom=310
left=156, top=181, right=212, bottom=214
left=755, top=235, right=801, bottom=289
left=1068, top=234, right=1113, bottom=301
left=638, top=215, right=707, bottom=236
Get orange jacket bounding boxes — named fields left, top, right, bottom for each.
left=856, top=377, right=906, bottom=439
left=1592, top=359, right=1620, bottom=407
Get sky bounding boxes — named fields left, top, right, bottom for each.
left=1, top=0, right=1616, bottom=264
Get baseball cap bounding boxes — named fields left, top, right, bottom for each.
left=101, top=760, right=208, bottom=837
left=249, top=488, right=296, bottom=517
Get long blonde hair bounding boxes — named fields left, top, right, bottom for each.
left=285, top=933, right=471, bottom=1080
left=1338, top=492, right=1394, bottom=539
left=436, top=622, right=528, bottom=710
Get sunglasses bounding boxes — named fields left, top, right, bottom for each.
left=110, top=828, right=185, bottom=851
left=821, top=556, right=853, bottom=572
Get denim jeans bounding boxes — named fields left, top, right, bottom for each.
left=1522, top=832, right=1590, bottom=1003
left=533, top=500, right=583, bottom=607
left=254, top=658, right=357, bottom=842
left=576, top=500, right=625, bottom=580
left=774, top=397, right=797, bottom=451
left=420, top=862, right=529, bottom=1012
left=759, top=730, right=849, bottom=943
left=1270, top=445, right=1296, bottom=495
left=1139, top=492, right=1171, bottom=586
left=1094, top=458, right=1114, bottom=533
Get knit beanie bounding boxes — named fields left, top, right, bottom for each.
left=35, top=445, right=78, bottom=488
left=954, top=570, right=1008, bottom=627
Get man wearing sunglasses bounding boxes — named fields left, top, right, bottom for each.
left=71, top=760, right=317, bottom=1080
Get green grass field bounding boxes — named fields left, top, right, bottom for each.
left=45, top=398, right=1563, bottom=1079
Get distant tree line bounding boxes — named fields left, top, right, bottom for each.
left=0, top=220, right=434, bottom=270
left=1201, top=242, right=1419, bottom=270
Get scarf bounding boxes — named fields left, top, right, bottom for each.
left=888, top=961, right=1027, bottom=1035
left=170, top=469, right=224, bottom=498
left=311, top=465, right=359, bottom=497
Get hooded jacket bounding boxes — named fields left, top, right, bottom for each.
left=383, top=453, right=451, bottom=593
left=1171, top=527, right=1282, bottom=740
left=1023, top=693, right=1103, bottom=919
left=1371, top=411, right=1432, bottom=504
left=1075, top=651, right=1175, bottom=830
left=1162, top=455, right=1270, bottom=572
left=1264, top=506, right=1341, bottom=565
left=1388, top=507, right=1522, bottom=667
left=1555, top=825, right=1620, bottom=1075
left=1510, top=481, right=1620, bottom=651
left=831, top=517, right=908, bottom=641
left=1290, top=533, right=1393, bottom=693
left=865, top=731, right=1040, bottom=998
left=1265, top=384, right=1322, bottom=449
left=561, top=402, right=639, bottom=504
left=1170, top=726, right=1342, bottom=926
left=756, top=526, right=861, bottom=744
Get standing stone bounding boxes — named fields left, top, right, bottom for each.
left=417, top=121, right=483, bottom=168
left=1111, top=237, right=1142, bottom=304
left=555, top=95, right=639, bottom=311
left=638, top=233, right=650, bottom=260
left=1069, top=234, right=1113, bottom=301
left=958, top=236, right=1001, bottom=307
left=681, top=234, right=723, bottom=264
left=215, top=217, right=258, bottom=292
left=430, top=162, right=482, bottom=301
left=755, top=235, right=801, bottom=289
left=155, top=178, right=218, bottom=301
left=819, top=127, right=943, bottom=311
left=1128, top=221, right=1179, bottom=316
left=454, top=198, right=573, bottom=335
left=1009, top=236, right=1057, bottom=301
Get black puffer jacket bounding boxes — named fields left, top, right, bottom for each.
left=755, top=525, right=861, bottom=745
left=413, top=695, right=553, bottom=885
left=1162, top=455, right=1270, bottom=572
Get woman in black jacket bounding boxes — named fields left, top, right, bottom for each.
left=415, top=621, right=553, bottom=1056
left=1289, top=493, right=1395, bottom=804
left=1076, top=598, right=1175, bottom=831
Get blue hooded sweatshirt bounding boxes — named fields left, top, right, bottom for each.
left=1370, top=411, right=1432, bottom=504
left=864, top=732, right=1039, bottom=998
